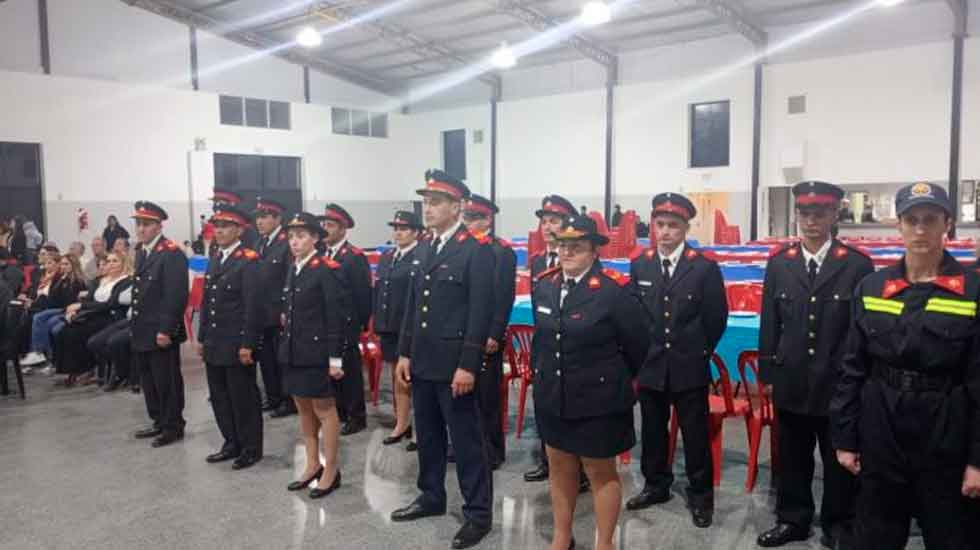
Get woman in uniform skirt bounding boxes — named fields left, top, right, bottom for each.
left=373, top=211, right=423, bottom=450
left=532, top=215, right=650, bottom=550
left=279, top=213, right=356, bottom=499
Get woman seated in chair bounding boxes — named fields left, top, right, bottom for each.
left=17, top=254, right=86, bottom=374
left=54, top=252, right=132, bottom=386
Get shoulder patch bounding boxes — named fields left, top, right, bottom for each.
left=882, top=279, right=910, bottom=299
left=769, top=242, right=799, bottom=259
left=588, top=276, right=601, bottom=290
left=535, top=265, right=561, bottom=282
left=602, top=267, right=630, bottom=287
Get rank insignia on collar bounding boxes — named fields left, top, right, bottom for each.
left=310, top=258, right=321, bottom=268
left=588, top=276, right=601, bottom=289
left=934, top=275, right=966, bottom=296
left=786, top=247, right=799, bottom=258
left=686, top=249, right=698, bottom=260
left=882, top=279, right=910, bottom=299
left=645, top=249, right=655, bottom=259
left=834, top=247, right=847, bottom=258
left=277, top=233, right=286, bottom=241
left=570, top=312, right=583, bottom=320
left=456, top=232, right=468, bottom=242
left=234, top=250, right=242, bottom=258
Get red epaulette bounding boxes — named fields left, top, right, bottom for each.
left=602, top=267, right=630, bottom=287
left=535, top=265, right=561, bottom=282
left=770, top=242, right=800, bottom=259
left=242, top=248, right=259, bottom=260
left=324, top=258, right=341, bottom=270
left=156, top=239, right=177, bottom=253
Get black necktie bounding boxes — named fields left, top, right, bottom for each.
left=548, top=252, right=558, bottom=269
left=393, top=251, right=401, bottom=265
left=258, top=236, right=268, bottom=255
left=561, top=278, right=576, bottom=308
left=662, top=259, right=672, bottom=283
left=808, top=258, right=819, bottom=284
left=137, top=248, right=147, bottom=267
left=431, top=237, right=442, bottom=257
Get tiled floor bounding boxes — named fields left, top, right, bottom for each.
left=0, top=347, right=925, bottom=550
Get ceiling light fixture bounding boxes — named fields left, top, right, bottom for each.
left=296, top=26, right=323, bottom=48
left=580, top=1, right=611, bottom=26
left=491, top=42, right=517, bottom=69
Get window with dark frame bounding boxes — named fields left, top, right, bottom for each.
left=245, top=98, right=268, bottom=128
left=213, top=153, right=302, bottom=191
left=351, top=110, right=370, bottom=136
left=332, top=107, right=351, bottom=135
left=370, top=113, right=388, bottom=138
left=689, top=100, right=731, bottom=168
left=269, top=101, right=291, bottom=130
left=219, top=95, right=244, bottom=126
left=331, top=107, right=388, bottom=139
left=0, top=142, right=45, bottom=234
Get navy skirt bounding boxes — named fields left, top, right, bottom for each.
left=536, top=406, right=635, bottom=459
left=284, top=364, right=337, bottom=399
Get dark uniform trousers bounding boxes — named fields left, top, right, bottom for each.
left=476, top=237, right=515, bottom=466
left=131, top=237, right=189, bottom=433
left=205, top=362, right=262, bottom=454
left=630, top=246, right=728, bottom=511
left=255, top=229, right=290, bottom=408
left=87, top=318, right=134, bottom=384
left=399, top=226, right=495, bottom=526
left=331, top=242, right=372, bottom=425
left=759, top=240, right=873, bottom=533
left=831, top=252, right=980, bottom=550
left=199, top=246, right=263, bottom=455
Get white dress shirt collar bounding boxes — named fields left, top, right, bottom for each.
left=801, top=238, right=832, bottom=270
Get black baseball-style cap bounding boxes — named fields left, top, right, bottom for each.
left=895, top=182, right=952, bottom=216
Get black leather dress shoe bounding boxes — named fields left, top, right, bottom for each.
left=406, top=441, right=418, bottom=452
left=691, top=507, right=713, bottom=528
left=133, top=426, right=162, bottom=439
left=340, top=420, right=366, bottom=436
left=232, top=451, right=262, bottom=470
left=524, top=463, right=549, bottom=482
left=270, top=402, right=297, bottom=418
left=390, top=500, right=446, bottom=522
left=758, top=523, right=809, bottom=547
left=206, top=449, right=240, bottom=463
left=383, top=426, right=413, bottom=445
left=287, top=466, right=324, bottom=491
left=309, top=470, right=341, bottom=499
left=452, top=521, right=491, bottom=549
left=151, top=430, right=184, bottom=448
left=625, top=488, right=671, bottom=510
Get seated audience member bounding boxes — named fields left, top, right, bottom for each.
left=0, top=248, right=25, bottom=293
left=102, top=215, right=130, bottom=251
left=83, top=237, right=107, bottom=281
left=55, top=252, right=132, bottom=386
left=20, top=254, right=87, bottom=374
left=111, top=237, right=130, bottom=258
left=68, top=241, right=85, bottom=260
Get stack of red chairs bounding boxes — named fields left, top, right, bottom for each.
left=184, top=276, right=205, bottom=341
left=667, top=353, right=750, bottom=486
left=737, top=350, right=778, bottom=492
left=501, top=324, right=534, bottom=436
left=527, top=228, right=545, bottom=268
left=714, top=210, right=742, bottom=245
left=606, top=210, right=638, bottom=258
left=725, top=282, right=763, bottom=313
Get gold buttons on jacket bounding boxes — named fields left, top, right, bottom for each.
left=665, top=343, right=672, bottom=349
left=810, top=296, right=816, bottom=303
left=808, top=348, right=815, bottom=356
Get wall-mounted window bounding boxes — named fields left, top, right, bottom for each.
left=331, top=107, right=388, bottom=138
left=689, top=100, right=730, bottom=168
left=219, top=95, right=291, bottom=130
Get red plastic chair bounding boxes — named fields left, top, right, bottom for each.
left=737, top=350, right=779, bottom=492
left=501, top=324, right=534, bottom=437
left=20, top=264, right=35, bottom=293
left=360, top=330, right=383, bottom=406
left=725, top=282, right=763, bottom=313
left=667, top=353, right=750, bottom=486
left=184, top=275, right=205, bottom=342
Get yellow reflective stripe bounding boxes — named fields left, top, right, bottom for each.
left=926, top=297, right=977, bottom=312
left=925, top=298, right=977, bottom=317
left=863, top=296, right=904, bottom=315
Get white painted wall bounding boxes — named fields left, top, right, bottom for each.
left=762, top=41, right=953, bottom=188
left=0, top=0, right=42, bottom=74
left=196, top=30, right=304, bottom=103
left=962, top=37, right=980, bottom=179
left=0, top=69, right=408, bottom=247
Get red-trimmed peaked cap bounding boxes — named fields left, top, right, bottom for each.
left=535, top=194, right=576, bottom=219
left=211, top=187, right=244, bottom=205
left=322, top=203, right=355, bottom=228
left=253, top=196, right=286, bottom=217
left=793, top=180, right=845, bottom=207
left=652, top=192, right=696, bottom=221
left=465, top=193, right=499, bottom=217
left=417, top=169, right=470, bottom=201
left=131, top=201, right=168, bottom=222
left=209, top=204, right=250, bottom=226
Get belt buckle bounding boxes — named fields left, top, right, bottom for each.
left=899, top=371, right=917, bottom=392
